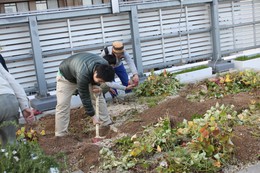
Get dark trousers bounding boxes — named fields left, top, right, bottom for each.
left=109, top=63, right=131, bottom=97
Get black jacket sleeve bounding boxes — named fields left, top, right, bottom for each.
left=0, top=54, right=9, bottom=72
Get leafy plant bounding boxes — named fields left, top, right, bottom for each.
left=187, top=70, right=260, bottom=101
left=0, top=141, right=60, bottom=173
left=237, top=100, right=260, bottom=128
left=16, top=127, right=45, bottom=142
left=0, top=126, right=63, bottom=173
left=134, top=70, right=181, bottom=97
left=100, top=104, right=248, bottom=172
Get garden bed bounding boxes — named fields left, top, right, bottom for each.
left=30, top=88, right=259, bottom=172
left=4, top=70, right=259, bottom=173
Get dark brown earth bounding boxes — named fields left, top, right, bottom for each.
left=29, top=88, right=260, bottom=173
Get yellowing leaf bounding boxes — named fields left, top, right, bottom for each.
left=27, top=132, right=32, bottom=139
left=131, top=134, right=137, bottom=141
left=157, top=145, right=162, bottom=152
left=21, top=127, right=25, bottom=132
left=163, top=69, right=167, bottom=77
left=225, top=74, right=232, bottom=82
left=16, top=129, right=21, bottom=136
left=130, top=148, right=141, bottom=157
left=210, top=117, right=215, bottom=121
left=250, top=100, right=256, bottom=104
left=177, top=128, right=183, bottom=134
left=213, top=161, right=221, bottom=167
left=188, top=121, right=194, bottom=127
left=30, top=129, right=35, bottom=134
left=133, top=141, right=140, bottom=147
left=219, top=77, right=225, bottom=84
left=40, top=130, right=46, bottom=136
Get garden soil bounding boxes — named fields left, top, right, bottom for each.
left=28, top=87, right=260, bottom=173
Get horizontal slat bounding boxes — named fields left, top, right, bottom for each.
left=38, top=20, right=68, bottom=30
left=0, top=32, right=30, bottom=40
left=39, top=33, right=69, bottom=40
left=41, top=38, right=70, bottom=46
left=70, top=24, right=102, bottom=32
left=38, top=27, right=69, bottom=35
left=42, top=44, right=71, bottom=52
left=0, top=25, right=29, bottom=34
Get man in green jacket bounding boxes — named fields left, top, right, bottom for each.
left=55, top=52, right=115, bottom=137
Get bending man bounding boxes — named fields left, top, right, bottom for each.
left=55, top=52, right=115, bottom=137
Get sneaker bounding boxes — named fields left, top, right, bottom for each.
left=55, top=131, right=69, bottom=137
left=101, top=120, right=114, bottom=127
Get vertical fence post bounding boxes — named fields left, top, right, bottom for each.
left=209, top=0, right=234, bottom=72
left=130, top=5, right=144, bottom=76
left=211, top=0, right=221, bottom=63
left=111, top=0, right=120, bottom=13
left=29, top=16, right=57, bottom=111
left=29, top=16, right=48, bottom=98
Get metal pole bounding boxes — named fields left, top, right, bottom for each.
left=211, top=0, right=221, bottom=62
left=111, top=0, right=120, bottom=13
left=29, top=16, right=48, bottom=97
left=130, top=5, right=143, bottom=76
left=209, top=0, right=233, bottom=72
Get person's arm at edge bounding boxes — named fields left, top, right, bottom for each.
left=0, top=65, right=34, bottom=123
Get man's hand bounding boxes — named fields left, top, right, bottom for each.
left=92, top=86, right=102, bottom=94
left=22, top=108, right=35, bottom=124
left=92, top=115, right=101, bottom=125
left=132, top=74, right=139, bottom=86
left=125, top=84, right=135, bottom=90
left=109, top=88, right=117, bottom=95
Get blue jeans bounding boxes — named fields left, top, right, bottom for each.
left=110, top=63, right=131, bottom=96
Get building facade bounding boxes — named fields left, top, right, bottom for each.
left=0, top=0, right=111, bottom=13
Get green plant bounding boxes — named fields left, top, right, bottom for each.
left=191, top=113, right=203, bottom=120
left=100, top=104, right=246, bottom=172
left=134, top=70, right=181, bottom=97
left=115, top=135, right=133, bottom=154
left=173, top=65, right=209, bottom=75
left=187, top=70, right=260, bottom=101
left=0, top=126, right=66, bottom=173
left=235, top=54, right=260, bottom=61
left=138, top=95, right=165, bottom=107
left=0, top=141, right=60, bottom=173
left=16, top=127, right=43, bottom=142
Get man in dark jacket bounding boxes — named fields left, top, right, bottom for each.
left=55, top=52, right=115, bottom=137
